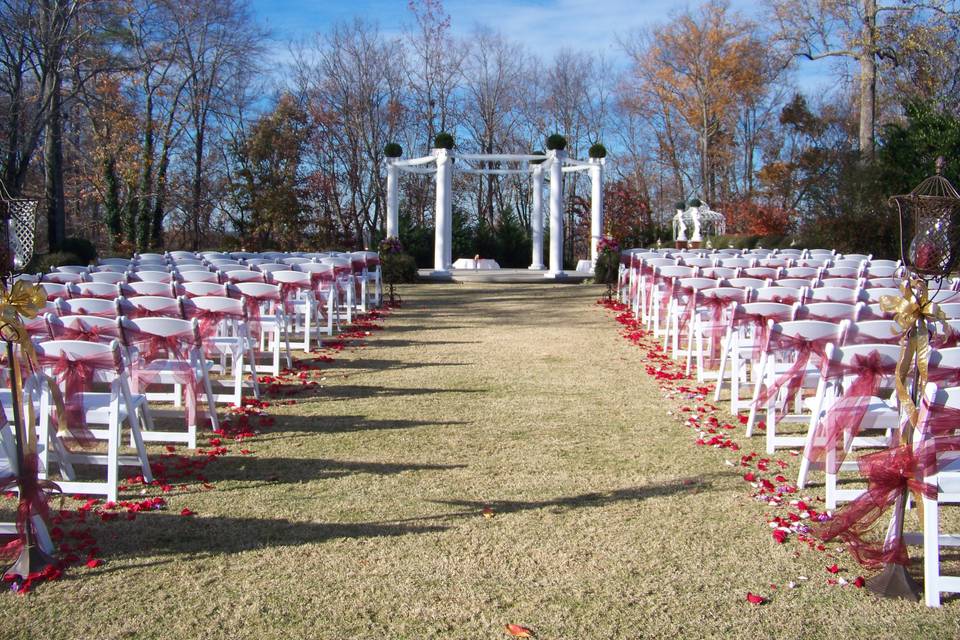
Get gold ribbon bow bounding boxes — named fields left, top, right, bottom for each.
left=879, top=278, right=950, bottom=427
left=0, top=280, right=68, bottom=440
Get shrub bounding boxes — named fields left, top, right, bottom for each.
left=381, top=253, right=417, bottom=285
left=383, top=142, right=403, bottom=158
left=27, top=252, right=83, bottom=274
left=60, top=237, right=97, bottom=264
left=589, top=143, right=607, bottom=159
left=546, top=134, right=567, bottom=151
left=433, top=132, right=455, bottom=149
left=593, top=236, right=621, bottom=296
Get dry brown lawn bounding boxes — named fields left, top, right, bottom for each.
left=4, top=282, right=960, bottom=639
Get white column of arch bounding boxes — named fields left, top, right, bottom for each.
left=386, top=158, right=400, bottom=239
left=546, top=149, right=565, bottom=278
left=589, top=157, right=605, bottom=267
left=528, top=162, right=545, bottom=270
left=433, top=148, right=452, bottom=274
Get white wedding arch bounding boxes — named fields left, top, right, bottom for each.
left=384, top=146, right=605, bottom=278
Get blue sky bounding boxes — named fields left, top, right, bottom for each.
left=250, top=0, right=839, bottom=93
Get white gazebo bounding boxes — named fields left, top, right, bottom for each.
left=384, top=143, right=605, bottom=278
left=672, top=200, right=727, bottom=245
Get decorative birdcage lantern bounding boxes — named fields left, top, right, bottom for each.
left=0, top=194, right=39, bottom=273
left=892, top=157, right=960, bottom=281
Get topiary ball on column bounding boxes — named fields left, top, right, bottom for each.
left=384, top=142, right=403, bottom=158
left=546, top=134, right=567, bottom=151
left=588, top=143, right=607, bottom=159
left=433, top=132, right=455, bottom=150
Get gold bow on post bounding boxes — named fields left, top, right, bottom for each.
left=879, top=277, right=949, bottom=428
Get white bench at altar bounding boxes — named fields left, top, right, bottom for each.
left=576, top=259, right=594, bottom=273
left=452, top=258, right=501, bottom=270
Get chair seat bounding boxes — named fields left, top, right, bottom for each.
left=802, top=395, right=899, bottom=429
left=76, top=392, right=147, bottom=421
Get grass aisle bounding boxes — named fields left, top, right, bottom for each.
left=7, top=282, right=958, bottom=638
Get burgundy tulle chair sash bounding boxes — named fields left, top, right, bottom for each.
left=38, top=352, right=115, bottom=447
left=753, top=333, right=832, bottom=409
left=731, top=309, right=794, bottom=363
left=366, top=256, right=380, bottom=268
left=122, top=325, right=202, bottom=429
left=806, top=351, right=898, bottom=471
left=278, top=281, right=312, bottom=314
left=51, top=321, right=119, bottom=344
left=183, top=307, right=243, bottom=341
left=811, top=443, right=937, bottom=568
left=240, top=292, right=281, bottom=339
left=697, top=296, right=741, bottom=365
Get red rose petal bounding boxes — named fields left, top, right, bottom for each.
left=746, top=592, right=766, bottom=604
left=180, top=508, right=195, bottom=517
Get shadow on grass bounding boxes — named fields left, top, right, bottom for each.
left=206, top=455, right=467, bottom=485
left=256, top=415, right=471, bottom=436
left=88, top=512, right=447, bottom=562
left=259, top=384, right=483, bottom=404
left=370, top=475, right=727, bottom=526
left=330, top=358, right=470, bottom=372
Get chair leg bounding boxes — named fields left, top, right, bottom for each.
left=924, top=494, right=942, bottom=607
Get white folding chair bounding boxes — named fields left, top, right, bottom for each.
left=34, top=340, right=154, bottom=502
left=748, top=319, right=846, bottom=452
left=270, top=270, right=320, bottom=352
left=180, top=296, right=259, bottom=405
left=118, top=317, right=221, bottom=448
left=231, top=282, right=292, bottom=376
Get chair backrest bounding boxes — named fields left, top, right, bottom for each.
left=270, top=270, right=312, bottom=288
left=92, top=264, right=128, bottom=273
left=754, top=286, right=804, bottom=304
left=281, top=257, right=311, bottom=266
left=821, top=342, right=901, bottom=389
left=863, top=265, right=899, bottom=278
left=819, top=277, right=862, bottom=290
left=701, top=287, right=750, bottom=305
left=231, top=281, right=282, bottom=301
left=46, top=313, right=122, bottom=343
left=119, top=316, right=201, bottom=352
left=808, top=286, right=858, bottom=303
left=775, top=277, right=817, bottom=289
left=939, top=303, right=960, bottom=319
left=88, top=271, right=127, bottom=284
left=783, top=266, right=820, bottom=278
left=137, top=252, right=166, bottom=261
left=930, top=289, right=960, bottom=304
left=842, top=319, right=900, bottom=345
left=243, top=258, right=272, bottom=267
left=864, top=277, right=900, bottom=289
left=830, top=260, right=864, bottom=270
left=756, top=258, right=791, bottom=269
left=41, top=282, right=71, bottom=301
left=795, top=258, right=831, bottom=269
left=867, top=259, right=900, bottom=269
left=768, top=319, right=846, bottom=351
left=178, top=281, right=228, bottom=298
left=742, top=267, right=780, bottom=280
left=177, top=270, right=219, bottom=283
left=797, top=302, right=863, bottom=322
left=737, top=301, right=797, bottom=325
left=169, top=251, right=200, bottom=260
left=700, top=267, right=739, bottom=280
left=860, top=287, right=903, bottom=303
left=35, top=339, right=124, bottom=381
left=122, top=281, right=176, bottom=297
left=928, top=348, right=960, bottom=379
left=865, top=303, right=892, bottom=319
left=806, top=249, right=835, bottom=257
left=42, top=272, right=84, bottom=284
left=655, top=265, right=696, bottom=280
left=54, top=265, right=90, bottom=275
left=121, top=295, right=181, bottom=318
left=181, top=295, right=245, bottom=317
left=130, top=270, right=172, bottom=283
left=725, top=277, right=768, bottom=290
left=56, top=297, right=118, bottom=318
left=679, top=257, right=714, bottom=268
left=677, top=277, right=720, bottom=293
left=823, top=268, right=863, bottom=280
left=717, top=257, right=754, bottom=269
left=777, top=249, right=804, bottom=257
left=254, top=263, right=288, bottom=274
left=171, top=260, right=207, bottom=270
left=70, top=282, right=120, bottom=300
left=222, top=269, right=266, bottom=284
left=840, top=253, right=871, bottom=262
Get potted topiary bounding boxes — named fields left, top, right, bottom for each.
left=379, top=236, right=417, bottom=305
left=546, top=134, right=567, bottom=151
left=588, top=143, right=607, bottom=159
left=433, top=132, right=455, bottom=150
left=384, top=142, right=403, bottom=158
left=593, top=236, right=621, bottom=300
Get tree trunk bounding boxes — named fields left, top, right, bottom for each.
left=859, top=0, right=877, bottom=162
left=191, top=126, right=205, bottom=251
left=103, top=155, right=122, bottom=248
left=43, top=69, right=66, bottom=251
left=137, top=91, right=155, bottom=251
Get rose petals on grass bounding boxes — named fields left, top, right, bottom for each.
left=746, top=592, right=767, bottom=605
left=505, top=624, right=535, bottom=637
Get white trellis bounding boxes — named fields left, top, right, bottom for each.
left=385, top=148, right=604, bottom=278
